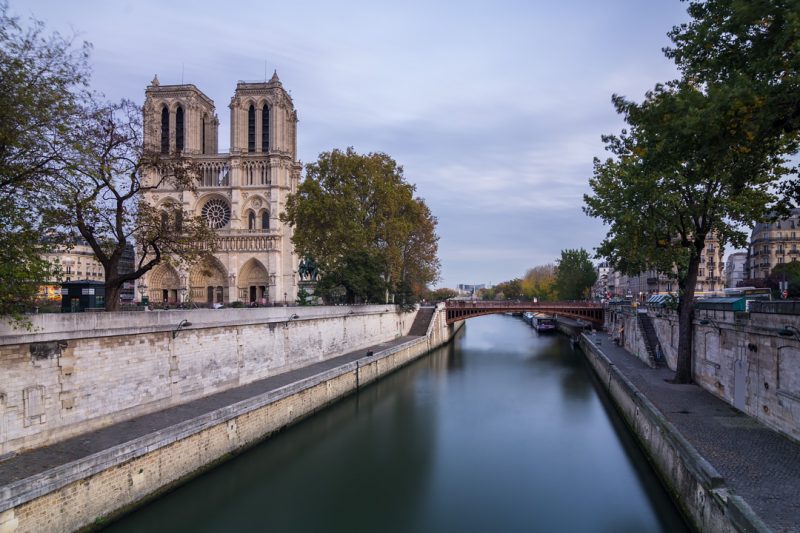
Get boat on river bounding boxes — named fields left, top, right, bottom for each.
left=532, top=313, right=557, bottom=333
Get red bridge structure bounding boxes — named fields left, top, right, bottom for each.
left=444, top=300, right=605, bottom=328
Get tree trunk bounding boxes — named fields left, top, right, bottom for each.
left=673, top=251, right=701, bottom=384
left=103, top=256, right=122, bottom=312
left=105, top=281, right=122, bottom=312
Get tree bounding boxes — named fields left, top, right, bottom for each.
left=397, top=199, right=440, bottom=304
left=0, top=208, right=55, bottom=322
left=0, top=2, right=90, bottom=322
left=478, top=286, right=496, bottom=300
left=312, top=250, right=387, bottom=304
left=295, top=287, right=313, bottom=306
left=521, top=264, right=557, bottom=301
left=666, top=0, right=800, bottom=199
left=767, top=262, right=800, bottom=298
left=282, top=148, right=440, bottom=303
left=428, top=287, right=458, bottom=301
left=491, top=278, right=523, bottom=300
left=667, top=1, right=800, bottom=136
left=554, top=249, right=596, bottom=300
left=45, top=99, right=215, bottom=311
left=584, top=81, right=791, bottom=383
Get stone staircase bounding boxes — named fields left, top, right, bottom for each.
left=409, top=306, right=436, bottom=336
left=637, top=313, right=665, bottom=367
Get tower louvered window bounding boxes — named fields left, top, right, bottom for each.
left=262, top=105, right=269, bottom=152
left=248, top=105, right=255, bottom=152
left=160, top=107, right=169, bottom=154
left=175, top=106, right=184, bottom=152
left=201, top=115, right=207, bottom=154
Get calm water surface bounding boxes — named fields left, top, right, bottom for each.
left=105, top=314, right=689, bottom=533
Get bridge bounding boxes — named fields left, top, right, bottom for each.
left=444, top=300, right=605, bottom=327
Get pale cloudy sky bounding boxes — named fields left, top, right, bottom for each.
left=18, top=0, right=691, bottom=287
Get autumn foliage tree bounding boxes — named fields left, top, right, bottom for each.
left=427, top=287, right=458, bottom=301
left=282, top=148, right=440, bottom=304
left=521, top=264, right=557, bottom=301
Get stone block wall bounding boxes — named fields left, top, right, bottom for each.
left=604, top=306, right=651, bottom=366
left=0, top=306, right=458, bottom=533
left=690, top=310, right=800, bottom=442
left=0, top=306, right=415, bottom=456
left=636, top=308, right=800, bottom=442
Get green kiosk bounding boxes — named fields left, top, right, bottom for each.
left=61, top=280, right=106, bottom=312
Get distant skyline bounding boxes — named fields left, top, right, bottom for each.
left=18, top=0, right=706, bottom=287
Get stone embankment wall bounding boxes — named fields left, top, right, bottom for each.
left=604, top=307, right=655, bottom=366
left=0, top=306, right=415, bottom=456
left=0, top=305, right=458, bottom=533
left=580, top=335, right=766, bottom=533
left=606, top=305, right=800, bottom=442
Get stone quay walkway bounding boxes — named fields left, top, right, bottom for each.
left=589, top=333, right=800, bottom=533
left=0, top=335, right=420, bottom=488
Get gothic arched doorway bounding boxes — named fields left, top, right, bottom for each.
left=148, top=263, right=180, bottom=304
left=189, top=257, right=229, bottom=305
left=238, top=258, right=269, bottom=304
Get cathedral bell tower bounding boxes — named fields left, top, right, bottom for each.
left=139, top=73, right=300, bottom=307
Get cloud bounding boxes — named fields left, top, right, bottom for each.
left=18, top=0, right=690, bottom=288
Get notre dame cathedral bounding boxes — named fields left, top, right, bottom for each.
left=141, top=73, right=300, bottom=306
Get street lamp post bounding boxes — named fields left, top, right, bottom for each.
left=138, top=282, right=148, bottom=307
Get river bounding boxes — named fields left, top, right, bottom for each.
left=104, top=314, right=689, bottom=533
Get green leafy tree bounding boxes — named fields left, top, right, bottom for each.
left=282, top=148, right=440, bottom=303
left=296, top=287, right=313, bottom=306
left=478, top=287, right=496, bottom=300
left=584, top=81, right=791, bottom=383
left=0, top=2, right=90, bottom=322
left=667, top=1, right=800, bottom=137
left=554, top=249, right=597, bottom=300
left=767, top=262, right=800, bottom=298
left=0, top=208, right=56, bottom=322
left=492, top=278, right=523, bottom=300
left=587, top=0, right=800, bottom=383
left=312, top=250, right=387, bottom=304
left=666, top=0, right=800, bottom=199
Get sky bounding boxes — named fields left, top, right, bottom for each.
left=17, top=0, right=695, bottom=288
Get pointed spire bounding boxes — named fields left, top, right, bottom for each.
left=151, top=74, right=160, bottom=87
left=269, top=70, right=281, bottom=84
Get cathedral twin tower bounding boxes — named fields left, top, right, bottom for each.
left=141, top=73, right=300, bottom=306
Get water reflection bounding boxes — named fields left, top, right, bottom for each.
left=105, top=314, right=688, bottom=533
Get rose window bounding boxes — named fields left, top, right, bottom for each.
left=202, top=198, right=231, bottom=229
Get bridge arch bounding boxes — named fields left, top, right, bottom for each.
left=444, top=300, right=604, bottom=328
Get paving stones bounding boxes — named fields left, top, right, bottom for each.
left=597, top=337, right=800, bottom=533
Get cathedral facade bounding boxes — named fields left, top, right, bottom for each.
left=141, top=73, right=300, bottom=306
